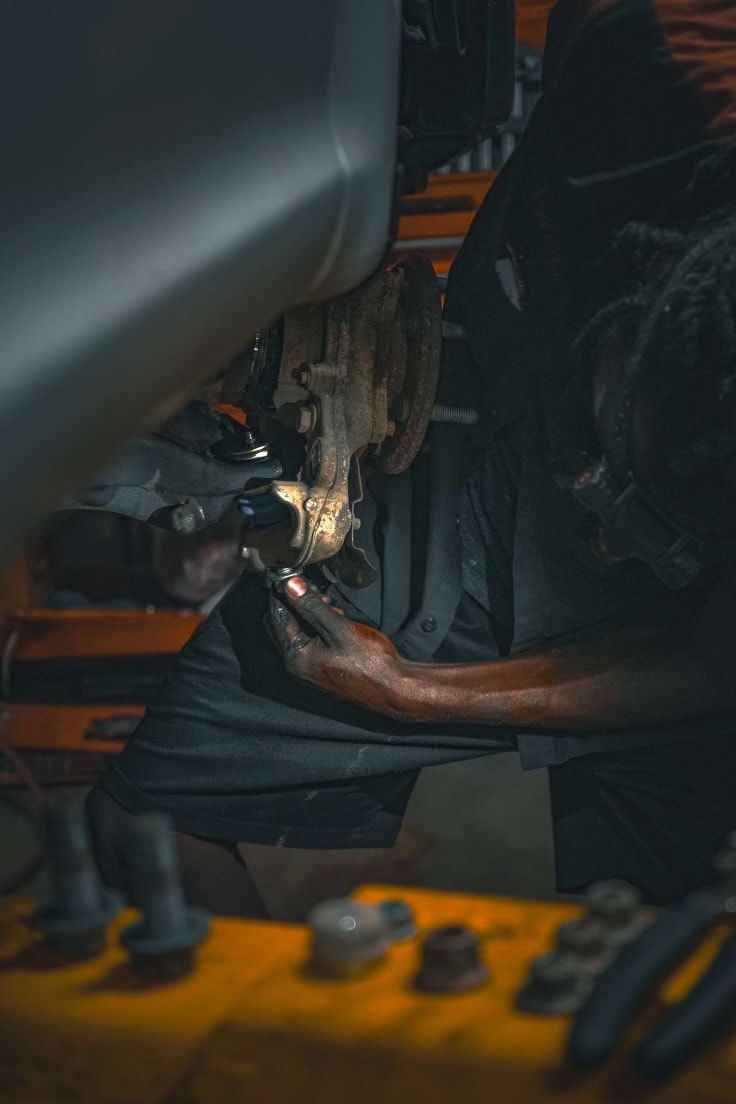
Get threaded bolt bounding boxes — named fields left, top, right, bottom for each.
left=431, top=405, right=479, bottom=426
left=36, top=798, right=121, bottom=958
left=121, top=814, right=209, bottom=978
left=441, top=320, right=466, bottom=341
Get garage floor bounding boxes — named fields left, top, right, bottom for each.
left=406, top=752, right=557, bottom=898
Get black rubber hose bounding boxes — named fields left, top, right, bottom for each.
left=633, top=928, right=736, bottom=1080
left=568, top=889, right=722, bottom=1069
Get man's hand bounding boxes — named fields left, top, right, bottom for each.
left=269, top=576, right=414, bottom=718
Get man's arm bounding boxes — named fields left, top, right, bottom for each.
left=271, top=574, right=736, bottom=730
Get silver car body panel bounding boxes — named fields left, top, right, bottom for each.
left=0, top=1, right=400, bottom=559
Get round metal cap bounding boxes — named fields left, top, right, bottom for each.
left=308, top=898, right=389, bottom=976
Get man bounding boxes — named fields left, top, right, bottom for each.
left=88, top=0, right=736, bottom=913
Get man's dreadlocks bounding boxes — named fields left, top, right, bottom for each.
left=571, top=140, right=736, bottom=543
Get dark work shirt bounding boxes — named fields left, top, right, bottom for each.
left=446, top=0, right=736, bottom=765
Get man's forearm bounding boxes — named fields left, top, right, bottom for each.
left=277, top=576, right=736, bottom=729
left=392, top=627, right=731, bottom=729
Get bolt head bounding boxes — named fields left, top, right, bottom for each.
left=172, top=509, right=195, bottom=533
left=421, top=617, right=437, bottom=633
left=517, top=949, right=590, bottom=1015
left=556, top=917, right=605, bottom=957
left=304, top=498, right=317, bottom=512
left=414, top=925, right=490, bottom=993
left=170, top=500, right=205, bottom=535
left=530, top=950, right=579, bottom=989
left=585, top=879, right=641, bottom=924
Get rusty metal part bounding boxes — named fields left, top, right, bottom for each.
left=377, top=253, right=442, bottom=475
left=194, top=357, right=251, bottom=406
left=414, top=924, right=490, bottom=993
left=269, top=357, right=353, bottom=569
left=243, top=253, right=441, bottom=581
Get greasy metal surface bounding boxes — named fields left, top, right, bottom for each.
left=327, top=457, right=378, bottom=588
left=377, top=253, right=442, bottom=474
left=271, top=357, right=354, bottom=569
left=255, top=253, right=441, bottom=578
left=1, top=886, right=735, bottom=1104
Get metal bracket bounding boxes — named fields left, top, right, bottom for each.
left=254, top=253, right=440, bottom=584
